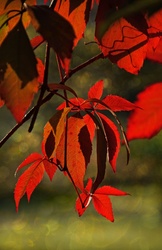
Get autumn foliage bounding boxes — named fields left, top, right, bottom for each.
left=1, top=0, right=162, bottom=221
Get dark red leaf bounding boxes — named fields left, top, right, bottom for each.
left=91, top=113, right=107, bottom=192
left=98, top=113, right=120, bottom=172
left=27, top=5, right=75, bottom=73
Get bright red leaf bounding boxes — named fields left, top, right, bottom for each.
left=76, top=178, right=128, bottom=221
left=147, top=38, right=162, bottom=63
left=14, top=161, right=45, bottom=211
left=14, top=149, right=57, bottom=211
left=95, top=1, right=148, bottom=74
left=56, top=114, right=90, bottom=190
left=126, top=82, right=162, bottom=140
left=88, top=80, right=104, bottom=100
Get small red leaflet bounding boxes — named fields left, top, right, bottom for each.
left=14, top=147, right=57, bottom=211
left=76, top=178, right=128, bottom=221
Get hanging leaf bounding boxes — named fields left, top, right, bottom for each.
left=14, top=161, right=45, bottom=211
left=0, top=64, right=39, bottom=122
left=0, top=20, right=38, bottom=87
left=76, top=178, right=128, bottom=221
left=15, top=152, right=43, bottom=175
left=44, top=158, right=57, bottom=181
left=98, top=112, right=120, bottom=172
left=54, top=0, right=92, bottom=47
left=95, top=0, right=148, bottom=74
left=90, top=112, right=107, bottom=193
left=56, top=114, right=86, bottom=190
left=27, top=5, right=76, bottom=73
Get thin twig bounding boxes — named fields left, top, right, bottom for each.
left=28, top=43, right=50, bottom=132
left=0, top=53, right=104, bottom=148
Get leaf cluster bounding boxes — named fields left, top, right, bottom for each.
left=1, top=0, right=162, bottom=221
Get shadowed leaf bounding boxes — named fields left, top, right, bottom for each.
left=27, top=5, right=75, bottom=73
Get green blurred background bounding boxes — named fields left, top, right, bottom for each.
left=1, top=7, right=162, bottom=250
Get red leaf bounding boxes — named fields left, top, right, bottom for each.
left=27, top=5, right=75, bottom=73
left=75, top=178, right=92, bottom=216
left=95, top=185, right=128, bottom=196
left=43, top=158, right=57, bottom=181
left=147, top=9, right=162, bottom=50
left=97, top=95, right=137, bottom=111
left=92, top=113, right=107, bottom=192
left=93, top=186, right=128, bottom=221
left=43, top=108, right=71, bottom=159
left=54, top=0, right=92, bottom=48
left=95, top=1, right=148, bottom=74
left=56, top=114, right=87, bottom=190
left=30, top=35, right=44, bottom=49
left=98, top=113, right=120, bottom=172
left=88, top=80, right=104, bottom=100
left=92, top=194, right=114, bottom=221
left=75, top=179, right=128, bottom=221
left=14, top=161, right=45, bottom=211
left=126, top=82, right=162, bottom=140
left=147, top=38, right=162, bottom=63
left=79, top=125, right=92, bottom=167
left=15, top=153, right=43, bottom=175
left=83, top=114, right=95, bottom=142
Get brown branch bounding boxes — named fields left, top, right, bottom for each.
left=0, top=52, right=104, bottom=148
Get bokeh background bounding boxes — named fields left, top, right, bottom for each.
left=1, top=4, right=162, bottom=250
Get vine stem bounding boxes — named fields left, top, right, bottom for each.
left=28, top=43, right=50, bottom=132
left=0, top=52, right=104, bottom=148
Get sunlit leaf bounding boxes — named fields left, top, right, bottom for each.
left=95, top=0, right=148, bottom=74
left=15, top=153, right=43, bottom=175
left=0, top=64, right=39, bottom=122
left=56, top=114, right=86, bottom=190
left=14, top=161, right=45, bottom=211
left=126, top=82, right=162, bottom=140
left=43, top=158, right=57, bottom=181
left=88, top=80, right=104, bottom=100
left=97, top=95, right=137, bottom=111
